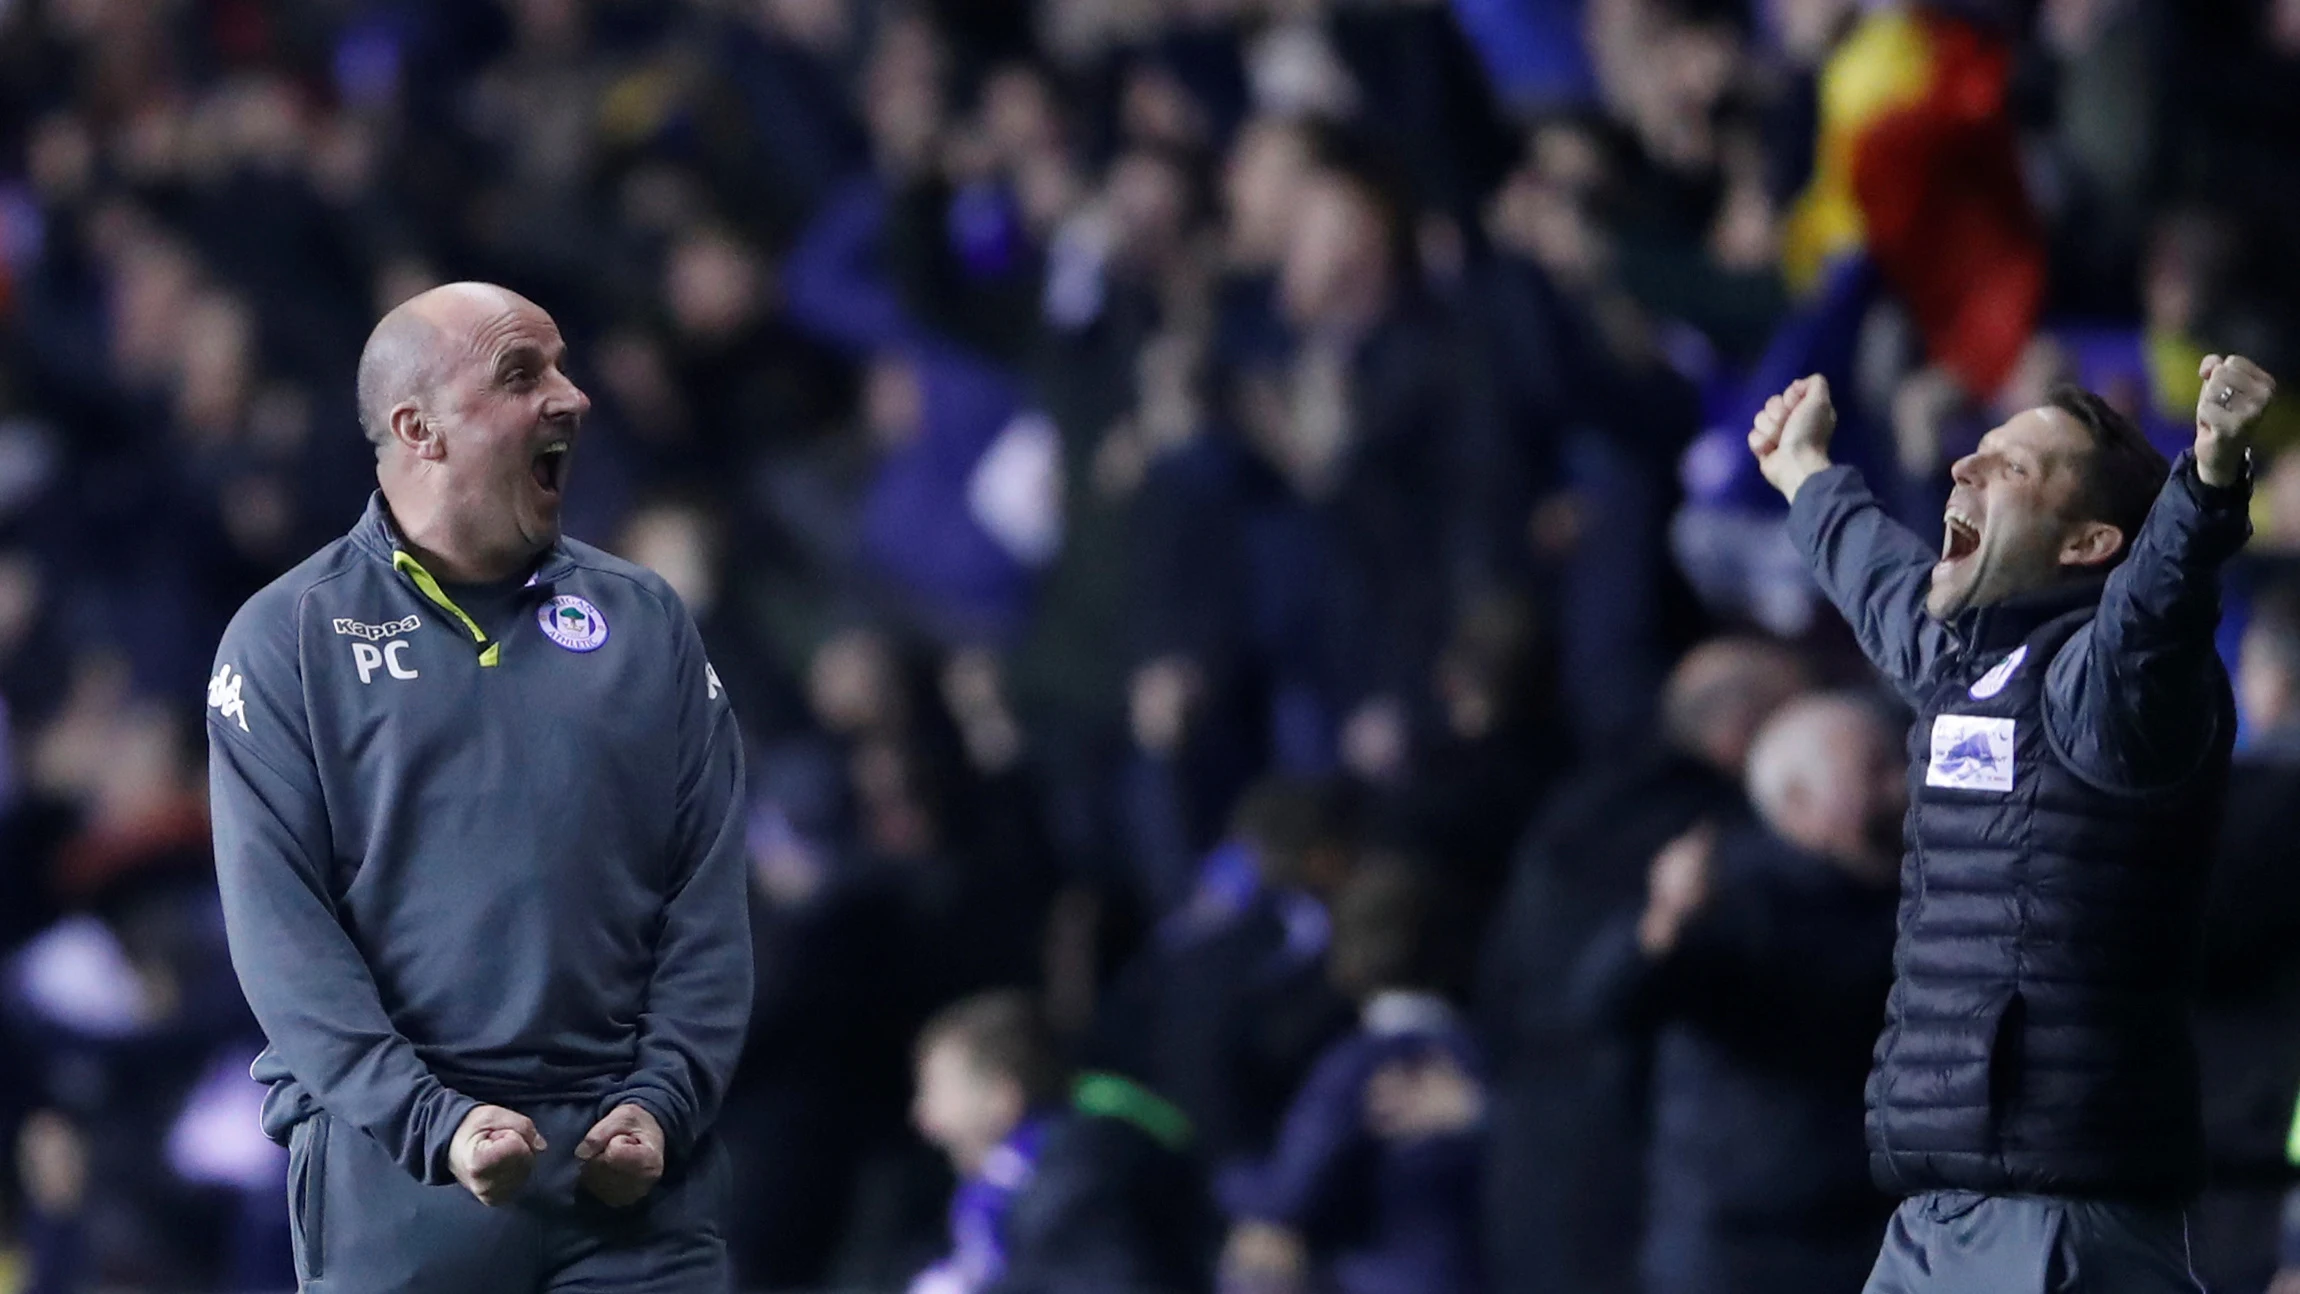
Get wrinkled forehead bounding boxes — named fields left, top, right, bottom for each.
left=459, top=296, right=563, bottom=367
left=1979, top=405, right=2091, bottom=471
left=411, top=284, right=555, bottom=372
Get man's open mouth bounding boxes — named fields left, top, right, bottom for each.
left=1941, top=506, right=1980, bottom=563
left=532, top=439, right=571, bottom=495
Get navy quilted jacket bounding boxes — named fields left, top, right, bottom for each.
left=1785, top=453, right=2249, bottom=1200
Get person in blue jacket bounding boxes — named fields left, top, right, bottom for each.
left=1218, top=861, right=1486, bottom=1294
left=1746, top=354, right=2276, bottom=1292
left=908, top=989, right=1217, bottom=1294
left=205, top=282, right=752, bottom=1291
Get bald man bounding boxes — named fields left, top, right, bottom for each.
left=206, top=284, right=751, bottom=1291
left=1659, top=636, right=1818, bottom=781
left=1741, top=695, right=1908, bottom=889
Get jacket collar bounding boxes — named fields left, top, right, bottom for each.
left=348, top=491, right=578, bottom=586
left=1952, top=572, right=2108, bottom=655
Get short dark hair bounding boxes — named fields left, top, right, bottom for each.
left=916, top=990, right=1069, bottom=1108
left=1306, top=128, right=1423, bottom=287
left=1229, top=776, right=1358, bottom=892
left=2047, top=385, right=2171, bottom=563
left=1328, top=858, right=1438, bottom=996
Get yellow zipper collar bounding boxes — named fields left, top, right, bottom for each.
left=391, top=551, right=502, bottom=667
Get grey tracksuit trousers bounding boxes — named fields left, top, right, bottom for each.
left=1863, top=1192, right=2203, bottom=1294
left=287, top=1101, right=729, bottom=1292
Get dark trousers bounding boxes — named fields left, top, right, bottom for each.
left=1643, top=1221, right=1881, bottom=1294
left=2189, top=1184, right=2285, bottom=1294
left=286, top=1101, right=730, bottom=1292
left=1863, top=1192, right=2203, bottom=1293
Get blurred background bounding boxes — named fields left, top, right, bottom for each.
left=1, top=0, right=2300, bottom=1290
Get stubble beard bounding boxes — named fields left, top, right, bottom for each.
left=1924, top=568, right=1972, bottom=622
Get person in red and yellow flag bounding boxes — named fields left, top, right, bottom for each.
left=1781, top=0, right=2046, bottom=401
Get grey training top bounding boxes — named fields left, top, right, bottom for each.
left=206, top=492, right=752, bottom=1186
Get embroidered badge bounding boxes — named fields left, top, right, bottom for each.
left=1968, top=644, right=2028, bottom=700
left=1927, top=714, right=2015, bottom=793
left=537, top=595, right=609, bottom=652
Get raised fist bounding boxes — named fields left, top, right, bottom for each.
left=1748, top=374, right=1838, bottom=502
left=1639, top=823, right=1717, bottom=956
left=2196, top=354, right=2277, bottom=488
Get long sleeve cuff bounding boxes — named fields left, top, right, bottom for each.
left=418, top=1089, right=482, bottom=1186
left=2136, top=450, right=2253, bottom=574
left=2170, top=448, right=2254, bottom=523
left=1782, top=464, right=1873, bottom=557
left=606, top=1085, right=693, bottom=1162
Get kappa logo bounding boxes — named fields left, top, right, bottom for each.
left=538, top=595, right=608, bottom=652
left=207, top=664, right=250, bottom=732
left=333, top=614, right=422, bottom=642
left=1926, top=714, right=2015, bottom=793
left=706, top=661, right=723, bottom=701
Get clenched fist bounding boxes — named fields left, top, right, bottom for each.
left=575, top=1102, right=666, bottom=1208
left=1639, top=823, right=1717, bottom=957
left=1747, top=374, right=1838, bottom=502
left=449, top=1104, right=546, bottom=1206
left=2196, top=354, right=2277, bottom=488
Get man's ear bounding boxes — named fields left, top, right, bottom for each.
left=2059, top=519, right=2125, bottom=570
left=389, top=402, right=443, bottom=460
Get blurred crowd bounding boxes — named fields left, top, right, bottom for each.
left=2, top=0, right=2300, bottom=1290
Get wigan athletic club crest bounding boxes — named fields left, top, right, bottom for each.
left=538, top=595, right=609, bottom=652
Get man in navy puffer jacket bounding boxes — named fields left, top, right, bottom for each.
left=1746, top=354, right=2276, bottom=1292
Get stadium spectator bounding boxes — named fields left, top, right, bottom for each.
left=1471, top=114, right=1716, bottom=748
left=1478, top=635, right=1810, bottom=1294
left=1572, top=693, right=1900, bottom=1294
left=2192, top=579, right=2300, bottom=1292
left=714, top=730, right=932, bottom=1290
left=1218, top=860, right=1485, bottom=1294
left=908, top=989, right=1217, bottom=1294
left=1094, top=777, right=1359, bottom=1168
left=1372, top=592, right=1561, bottom=918
left=4, top=703, right=284, bottom=1290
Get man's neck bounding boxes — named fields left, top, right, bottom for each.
left=380, top=488, right=532, bottom=584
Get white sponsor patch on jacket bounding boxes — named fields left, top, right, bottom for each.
left=1927, top=714, right=2015, bottom=793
